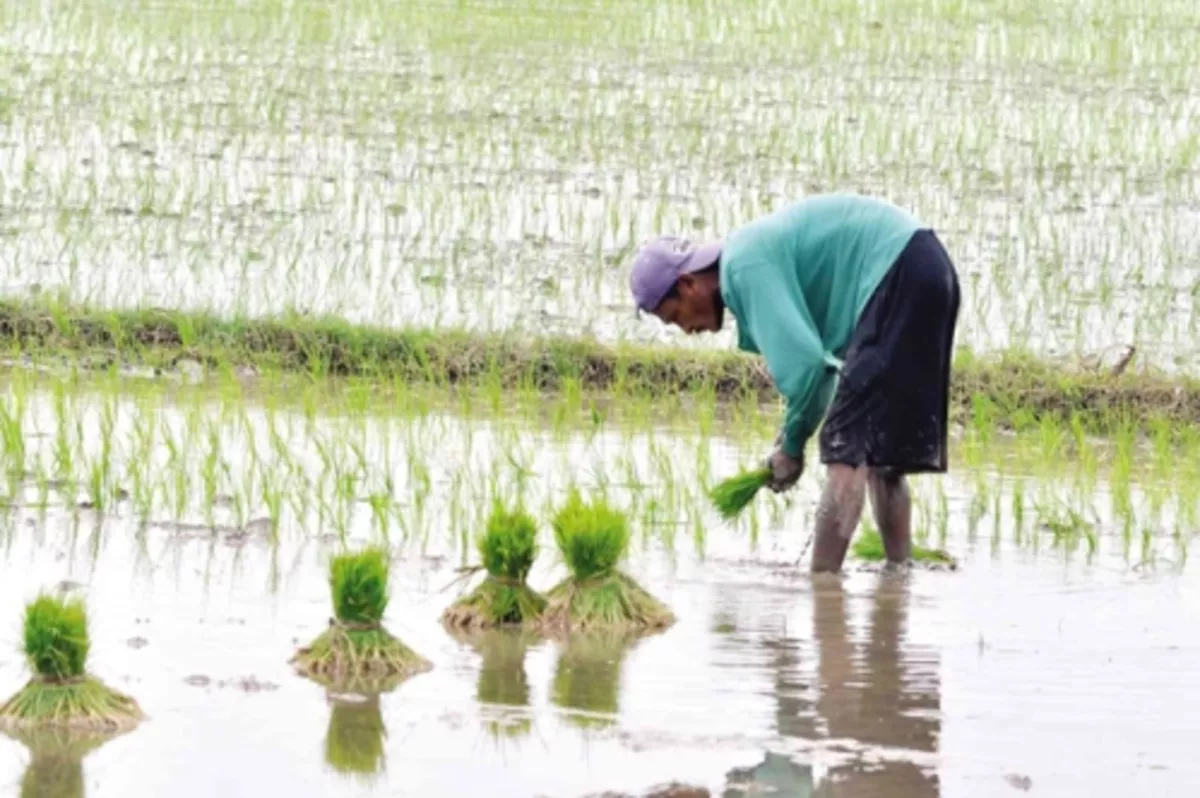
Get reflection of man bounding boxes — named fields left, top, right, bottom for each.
left=811, top=577, right=940, bottom=796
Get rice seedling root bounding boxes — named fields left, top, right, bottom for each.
left=291, top=619, right=432, bottom=688
left=538, top=571, right=675, bottom=633
left=441, top=575, right=548, bottom=630
left=0, top=676, right=144, bottom=731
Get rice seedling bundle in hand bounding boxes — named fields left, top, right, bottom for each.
left=709, top=466, right=772, bottom=520
left=442, top=501, right=547, bottom=629
left=539, top=490, right=674, bottom=631
left=0, top=594, right=143, bottom=731
left=291, top=547, right=431, bottom=690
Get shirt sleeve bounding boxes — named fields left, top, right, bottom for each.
left=728, top=264, right=838, bottom=459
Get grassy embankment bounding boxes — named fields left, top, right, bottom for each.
left=0, top=299, right=1196, bottom=439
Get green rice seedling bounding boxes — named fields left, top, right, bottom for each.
left=291, top=547, right=431, bottom=690
left=539, top=490, right=674, bottom=632
left=0, top=594, right=143, bottom=731
left=442, top=501, right=547, bottom=629
left=324, top=693, right=387, bottom=781
left=851, top=528, right=956, bottom=568
left=708, top=465, right=772, bottom=520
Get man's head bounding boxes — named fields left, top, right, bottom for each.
left=629, top=236, right=724, bottom=334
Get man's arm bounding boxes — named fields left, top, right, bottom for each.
left=728, top=264, right=837, bottom=460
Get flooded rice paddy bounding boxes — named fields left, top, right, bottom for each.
left=0, top=0, right=1198, bottom=370
left=1, top=0, right=1199, bottom=794
left=0, top=372, right=1197, bottom=796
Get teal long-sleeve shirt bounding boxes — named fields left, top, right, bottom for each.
left=718, top=193, right=926, bottom=458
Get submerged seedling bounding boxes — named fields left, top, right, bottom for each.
left=539, top=490, right=674, bottom=632
left=0, top=594, right=144, bottom=731
left=291, top=547, right=431, bottom=691
left=851, top=528, right=956, bottom=568
left=442, top=500, right=547, bottom=629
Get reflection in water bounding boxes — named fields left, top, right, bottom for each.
left=324, top=692, right=387, bottom=781
left=812, top=576, right=940, bottom=796
left=730, top=576, right=941, bottom=796
left=551, top=630, right=642, bottom=731
left=458, top=629, right=538, bottom=739
left=5, top=727, right=127, bottom=798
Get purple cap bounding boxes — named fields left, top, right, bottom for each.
left=628, top=235, right=723, bottom=313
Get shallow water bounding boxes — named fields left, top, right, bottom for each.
left=0, top=381, right=1197, bottom=797
left=1, top=512, right=1197, bottom=797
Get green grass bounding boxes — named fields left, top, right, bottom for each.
left=1, top=299, right=1196, bottom=440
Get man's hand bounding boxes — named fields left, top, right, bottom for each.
left=765, top=448, right=803, bottom=493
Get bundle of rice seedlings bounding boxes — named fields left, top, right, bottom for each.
left=550, top=629, right=638, bottom=730
left=0, top=594, right=143, bottom=731
left=539, top=490, right=674, bottom=632
left=708, top=466, right=772, bottom=520
left=851, top=529, right=956, bottom=567
left=324, top=692, right=387, bottom=780
left=441, top=501, right=547, bottom=629
left=291, top=547, right=432, bottom=688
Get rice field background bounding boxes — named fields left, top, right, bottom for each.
left=1, top=0, right=1199, bottom=795
left=0, top=0, right=1198, bottom=370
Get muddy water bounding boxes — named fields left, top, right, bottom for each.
left=0, top=375, right=1195, bottom=796
left=1, top=491, right=1198, bottom=797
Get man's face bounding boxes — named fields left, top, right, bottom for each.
left=651, top=273, right=723, bottom=334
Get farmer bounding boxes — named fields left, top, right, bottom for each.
left=629, top=193, right=961, bottom=573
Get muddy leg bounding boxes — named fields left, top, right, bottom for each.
left=810, top=465, right=868, bottom=574
left=868, top=468, right=912, bottom=564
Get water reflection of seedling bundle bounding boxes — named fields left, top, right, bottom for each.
left=540, top=490, right=674, bottom=631
left=291, top=547, right=432, bottom=691
left=324, top=692, right=387, bottom=782
left=0, top=594, right=143, bottom=732
left=550, top=629, right=640, bottom=731
left=442, top=500, right=547, bottom=629
left=6, top=726, right=128, bottom=798
left=454, top=629, right=537, bottom=740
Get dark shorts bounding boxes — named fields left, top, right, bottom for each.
left=818, top=229, right=962, bottom=474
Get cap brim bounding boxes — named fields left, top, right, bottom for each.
left=681, top=239, right=723, bottom=274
